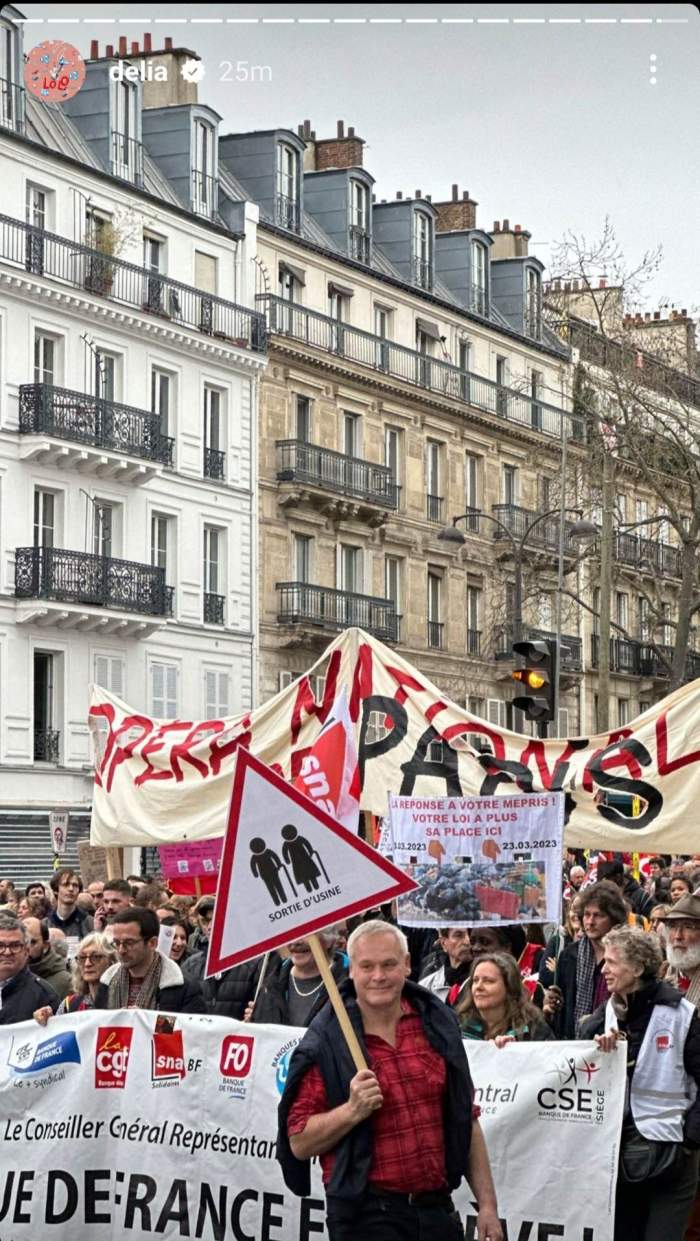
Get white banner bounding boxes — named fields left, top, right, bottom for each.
left=88, top=627, right=700, bottom=853
left=388, top=792, right=564, bottom=928
left=0, top=1011, right=624, bottom=1240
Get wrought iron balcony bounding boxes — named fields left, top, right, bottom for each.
left=556, top=317, right=700, bottom=412
left=204, top=592, right=224, bottom=625
left=191, top=169, right=218, bottom=219
left=348, top=226, right=371, bottom=264
left=491, top=505, right=579, bottom=554
left=428, top=620, right=444, bottom=650
left=111, top=131, right=144, bottom=186
left=614, top=530, right=681, bottom=579
left=427, top=495, right=444, bottom=523
left=0, top=213, right=266, bottom=353
left=590, top=634, right=640, bottom=676
left=467, top=629, right=481, bottom=656
left=496, top=627, right=582, bottom=671
left=204, top=447, right=226, bottom=480
left=20, top=383, right=174, bottom=466
left=34, top=729, right=60, bottom=763
left=0, top=78, right=24, bottom=134
left=276, top=582, right=398, bottom=642
left=276, top=440, right=398, bottom=509
left=275, top=193, right=301, bottom=232
left=259, top=294, right=582, bottom=442
left=16, top=547, right=172, bottom=617
left=413, top=257, right=433, bottom=291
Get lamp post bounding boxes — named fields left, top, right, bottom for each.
left=439, top=507, right=597, bottom=730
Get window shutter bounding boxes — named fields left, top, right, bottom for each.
left=279, top=671, right=293, bottom=691
left=152, top=663, right=164, bottom=715
left=110, top=658, right=124, bottom=698
left=205, top=670, right=217, bottom=717
left=487, top=698, right=505, bottom=728
left=95, top=656, right=109, bottom=688
left=165, top=665, right=177, bottom=718
left=217, top=672, right=230, bottom=715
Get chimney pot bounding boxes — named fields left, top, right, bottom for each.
left=415, top=189, right=421, bottom=198
left=310, top=130, right=316, bottom=139
left=90, top=39, right=99, bottom=58
left=682, top=309, right=687, bottom=317
left=164, top=37, right=173, bottom=50
left=396, top=191, right=403, bottom=200
left=462, top=190, right=469, bottom=200
left=502, top=218, right=510, bottom=231
left=337, top=120, right=344, bottom=138
left=514, top=224, right=521, bottom=233
left=118, top=36, right=127, bottom=55
left=131, top=41, right=139, bottom=54
left=452, top=183, right=459, bottom=202
left=599, top=278, right=607, bottom=288
left=298, top=124, right=304, bottom=137
left=144, top=32, right=152, bottom=52
left=106, top=43, right=114, bottom=57
left=644, top=312, right=651, bottom=321
left=304, top=119, right=311, bottom=136
left=493, top=220, right=500, bottom=232
left=426, top=194, right=431, bottom=202
left=348, top=126, right=355, bottom=138
left=653, top=311, right=661, bottom=320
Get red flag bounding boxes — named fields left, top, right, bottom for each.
left=292, top=688, right=361, bottom=832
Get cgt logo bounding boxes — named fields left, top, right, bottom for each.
left=220, top=1035, right=255, bottom=1080
left=95, top=1027, right=133, bottom=1089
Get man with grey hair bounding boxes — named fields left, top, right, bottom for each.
left=247, top=932, right=347, bottom=1027
left=278, top=918, right=502, bottom=1241
left=0, top=913, right=58, bottom=1025
left=665, top=894, right=700, bottom=1010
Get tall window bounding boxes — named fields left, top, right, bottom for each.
left=342, top=412, right=360, bottom=458
left=295, top=395, right=311, bottom=442
left=25, top=184, right=48, bottom=273
left=427, top=440, right=442, bottom=521
left=150, top=514, right=169, bottom=576
left=615, top=591, right=629, bottom=632
left=338, top=544, right=362, bottom=594
left=33, top=652, right=57, bottom=762
left=471, top=241, right=487, bottom=314
left=349, top=181, right=370, bottom=261
left=294, top=534, right=311, bottom=582
left=26, top=185, right=46, bottom=228
left=93, top=503, right=113, bottom=559
left=635, top=499, right=649, bottom=526
left=618, top=699, right=629, bottom=727
left=203, top=527, right=220, bottom=595
left=495, top=355, right=508, bottom=416
left=151, top=369, right=172, bottom=440
left=465, top=453, right=479, bottom=530
left=661, top=602, right=673, bottom=646
left=638, top=595, right=651, bottom=641
left=94, top=654, right=124, bottom=697
left=0, top=23, right=19, bottom=128
left=34, top=333, right=55, bottom=386
left=374, top=305, right=391, bottom=369
left=113, top=80, right=139, bottom=180
left=385, top=427, right=401, bottom=496
left=531, top=369, right=542, bottom=430
left=205, top=669, right=230, bottom=717
left=95, top=350, right=116, bottom=402
left=276, top=143, right=299, bottom=229
left=412, top=210, right=432, bottom=289
left=151, top=662, right=177, bottom=719
left=385, top=556, right=402, bottom=617
left=193, top=120, right=215, bottom=214
left=33, top=489, right=54, bottom=549
left=143, top=235, right=164, bottom=312
left=467, top=586, right=481, bottom=654
left=203, top=387, right=224, bottom=479
left=525, top=267, right=541, bottom=337
left=427, top=572, right=442, bottom=648
left=616, top=493, right=627, bottom=524
left=502, top=464, right=518, bottom=507
left=458, top=339, right=471, bottom=402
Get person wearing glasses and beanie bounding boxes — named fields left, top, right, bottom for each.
left=0, top=912, right=58, bottom=1024
left=92, top=907, right=205, bottom=1013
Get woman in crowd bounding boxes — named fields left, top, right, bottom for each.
left=160, top=916, right=191, bottom=965
left=649, top=904, right=671, bottom=951
left=670, top=875, right=694, bottom=905
left=34, top=931, right=116, bottom=1019
left=581, top=926, right=700, bottom=1241
left=458, top=952, right=553, bottom=1043
left=539, top=898, right=584, bottom=989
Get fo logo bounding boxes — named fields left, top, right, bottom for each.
left=95, top=1027, right=133, bottom=1089
left=220, top=1035, right=255, bottom=1080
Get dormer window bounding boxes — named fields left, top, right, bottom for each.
left=412, top=210, right=433, bottom=290
left=0, top=19, right=22, bottom=133
left=112, top=78, right=142, bottom=184
left=192, top=119, right=217, bottom=217
left=525, top=267, right=542, bottom=338
left=349, top=181, right=370, bottom=263
left=276, top=143, right=300, bottom=231
left=471, top=241, right=487, bottom=315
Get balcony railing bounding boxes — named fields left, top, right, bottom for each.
left=0, top=214, right=266, bottom=353
left=0, top=78, right=24, bottom=134
left=427, top=495, right=444, bottom=523
left=348, top=226, right=371, bottom=264
left=276, top=582, right=398, bottom=642
left=557, top=317, right=700, bottom=413
left=276, top=193, right=301, bottom=232
left=191, top=169, right=218, bottom=219
left=276, top=440, right=399, bottom=508
left=204, top=592, right=225, bottom=625
left=496, top=627, right=583, bottom=671
left=467, top=628, right=481, bottom=656
left=491, top=505, right=579, bottom=554
left=16, top=547, right=172, bottom=617
left=413, top=257, right=433, bottom=291
left=34, top=729, right=60, bottom=763
left=111, top=131, right=144, bottom=186
left=259, top=294, right=582, bottom=442
left=20, top=383, right=174, bottom=466
left=614, top=531, right=681, bottom=579
left=204, top=447, right=226, bottom=480
left=428, top=621, right=444, bottom=650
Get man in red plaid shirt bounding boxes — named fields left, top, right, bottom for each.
left=277, top=920, right=502, bottom=1241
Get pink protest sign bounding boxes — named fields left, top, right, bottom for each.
left=158, top=838, right=223, bottom=880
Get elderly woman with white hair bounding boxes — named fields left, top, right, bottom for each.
left=580, top=926, right=700, bottom=1241
left=245, top=931, right=347, bottom=1027
left=34, top=930, right=117, bottom=1021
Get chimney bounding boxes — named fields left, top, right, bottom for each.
left=314, top=121, right=365, bottom=170
left=90, top=39, right=99, bottom=59
left=434, top=184, right=478, bottom=233
left=489, top=218, right=531, bottom=258
left=599, top=278, right=607, bottom=288
left=131, top=41, right=139, bottom=55
left=164, top=37, right=173, bottom=50
left=139, top=36, right=202, bottom=108
left=106, top=44, right=114, bottom=57
left=118, top=36, right=127, bottom=55
left=144, top=32, right=152, bottom=52
left=396, top=191, right=403, bottom=200
left=653, top=311, right=661, bottom=320
left=415, top=189, right=422, bottom=199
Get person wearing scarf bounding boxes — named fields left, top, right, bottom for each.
left=93, top=906, right=205, bottom=1014
left=419, top=927, right=472, bottom=1003
left=544, top=880, right=627, bottom=1038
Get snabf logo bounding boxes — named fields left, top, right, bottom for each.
left=95, top=1027, right=134, bottom=1089
left=220, top=1034, right=255, bottom=1080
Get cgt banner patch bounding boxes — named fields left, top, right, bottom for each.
left=0, top=1010, right=624, bottom=1240
left=88, top=627, right=700, bottom=852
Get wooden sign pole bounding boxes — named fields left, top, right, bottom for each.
left=308, top=934, right=367, bottom=1072
left=194, top=877, right=202, bottom=900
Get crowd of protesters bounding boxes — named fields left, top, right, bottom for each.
left=2, top=852, right=700, bottom=1239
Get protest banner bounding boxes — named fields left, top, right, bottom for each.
left=49, top=811, right=69, bottom=857
left=88, top=627, right=700, bottom=854
left=0, top=1010, right=624, bottom=1240
left=158, top=838, right=223, bottom=882
left=76, top=841, right=122, bottom=885
left=388, top=792, right=564, bottom=928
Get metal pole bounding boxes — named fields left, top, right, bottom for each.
left=597, top=447, right=614, bottom=731
left=513, top=549, right=523, bottom=646
left=554, top=414, right=568, bottom=732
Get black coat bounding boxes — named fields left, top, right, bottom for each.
left=0, top=967, right=59, bottom=1025
left=580, top=980, right=700, bottom=1148
left=47, top=906, right=93, bottom=939
left=623, top=876, right=655, bottom=920
left=252, top=952, right=348, bottom=1026
left=551, top=939, right=584, bottom=1039
left=183, top=950, right=265, bottom=1020
left=277, top=977, right=474, bottom=1202
left=93, top=956, right=206, bottom=1014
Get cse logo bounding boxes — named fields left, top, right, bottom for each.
left=220, top=1035, right=255, bottom=1080
left=95, top=1027, right=133, bottom=1089
left=537, top=1086, right=593, bottom=1114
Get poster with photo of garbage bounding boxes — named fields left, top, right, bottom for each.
left=387, top=793, right=564, bottom=928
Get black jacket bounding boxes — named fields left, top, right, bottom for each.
left=93, top=954, right=206, bottom=1014
left=551, top=939, right=586, bottom=1039
left=277, top=977, right=474, bottom=1202
left=0, top=967, right=59, bottom=1025
left=580, top=980, right=700, bottom=1147
left=183, top=950, right=265, bottom=1020
left=252, top=952, right=348, bottom=1027
left=623, top=876, right=655, bottom=920
left=47, top=906, right=93, bottom=939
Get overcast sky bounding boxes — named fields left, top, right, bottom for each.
left=19, top=2, right=699, bottom=318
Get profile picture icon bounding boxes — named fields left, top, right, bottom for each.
left=24, top=40, right=86, bottom=103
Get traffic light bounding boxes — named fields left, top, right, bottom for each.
left=511, top=639, right=557, bottom=722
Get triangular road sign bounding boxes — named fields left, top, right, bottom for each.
left=206, top=748, right=418, bottom=974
